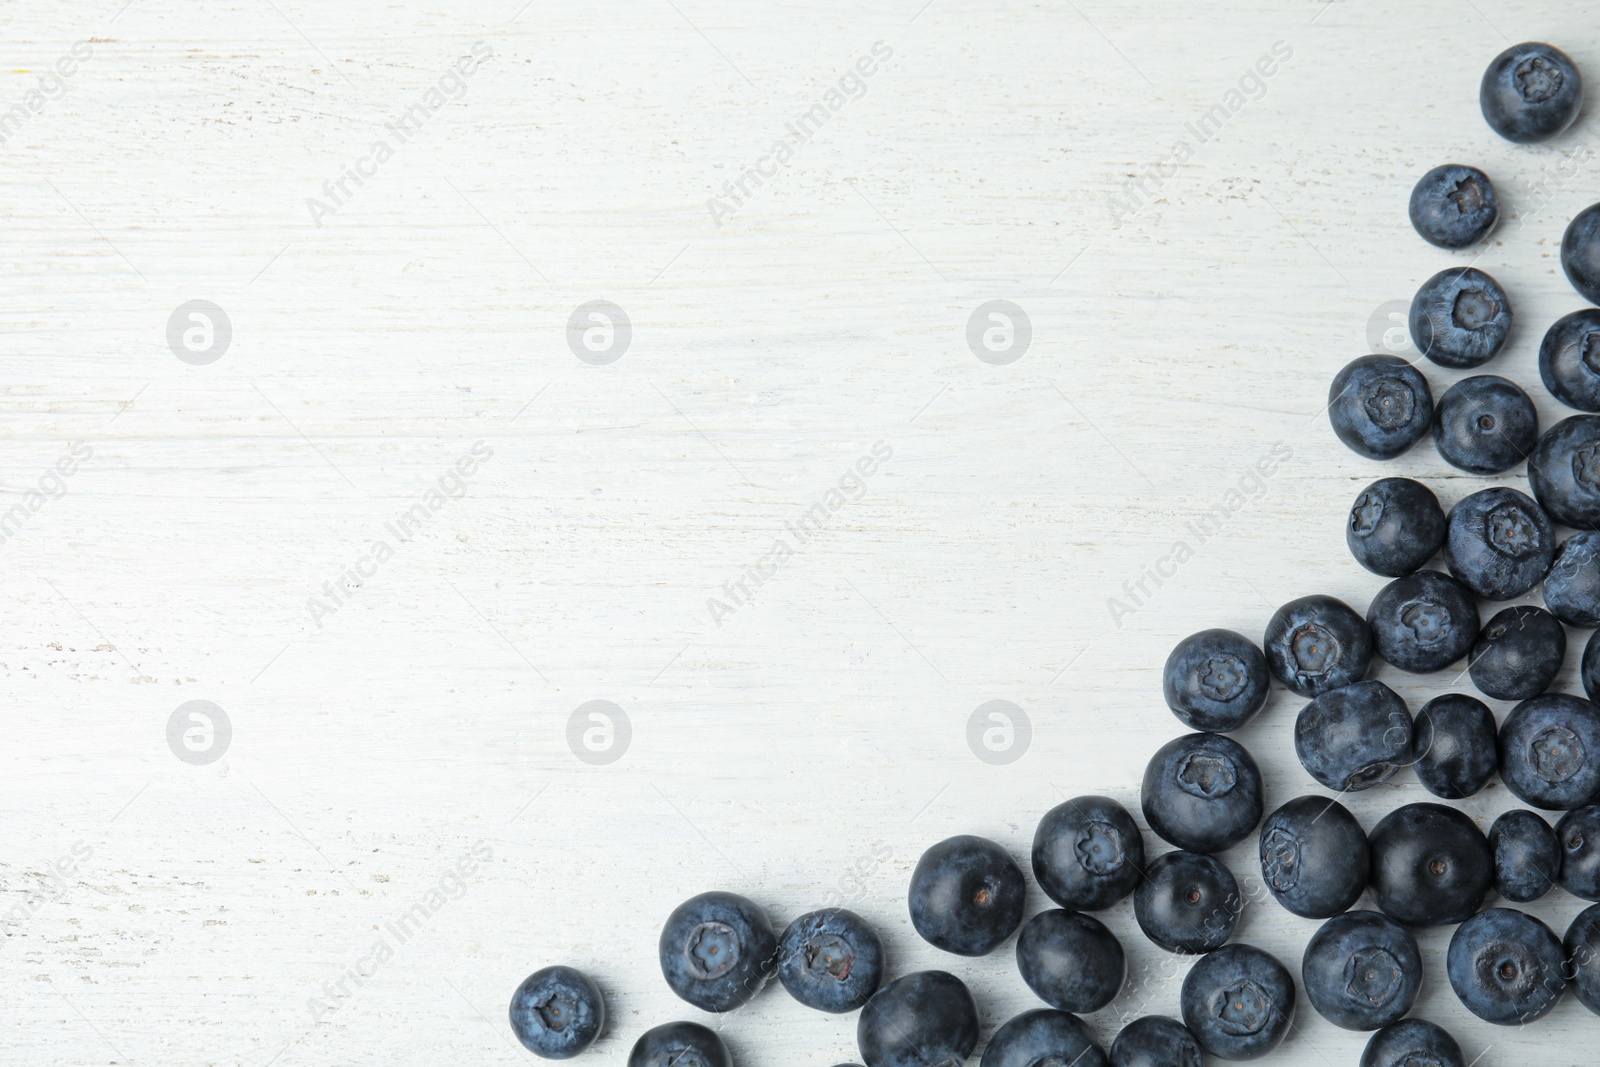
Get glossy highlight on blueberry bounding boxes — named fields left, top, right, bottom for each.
left=658, top=891, right=777, bottom=1013
left=1481, top=41, right=1582, bottom=143
left=1346, top=477, right=1446, bottom=577
left=1142, top=732, right=1263, bottom=853
left=1410, top=267, right=1512, bottom=369
left=1444, top=486, right=1554, bottom=600
left=856, top=971, right=978, bottom=1067
left=1179, top=943, right=1295, bottom=1060
left=628, top=1021, right=731, bottom=1067
left=1300, top=910, right=1421, bottom=1031
left=1032, top=795, right=1144, bottom=911
left=1162, top=629, right=1270, bottom=732
left=1409, top=164, right=1498, bottom=249
left=1259, top=795, right=1369, bottom=919
left=1366, top=570, right=1478, bottom=673
left=508, top=966, right=606, bottom=1060
left=1329, top=355, right=1434, bottom=460
left=1263, top=593, right=1374, bottom=697
left=1446, top=907, right=1566, bottom=1024
left=980, top=1008, right=1108, bottom=1067
left=908, top=834, right=1026, bottom=956
left=776, top=908, right=883, bottom=1013
left=1295, top=680, right=1411, bottom=792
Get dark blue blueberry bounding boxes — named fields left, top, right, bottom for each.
left=1346, top=477, right=1446, bottom=577
left=1179, top=944, right=1295, bottom=1061
left=1109, top=1016, right=1202, bottom=1067
left=1586, top=629, right=1600, bottom=705
left=1259, top=795, right=1369, bottom=919
left=1564, top=903, right=1600, bottom=1015
left=628, top=1022, right=730, bottom=1067
left=1015, top=909, right=1125, bottom=1013
left=908, top=835, right=1025, bottom=956
left=1566, top=204, right=1600, bottom=304
left=1329, top=355, right=1434, bottom=460
left=1497, top=694, right=1600, bottom=809
left=508, top=966, right=605, bottom=1059
left=1360, top=1019, right=1466, bottom=1067
left=1545, top=532, right=1600, bottom=625
left=1444, top=486, right=1554, bottom=600
left=1558, top=804, right=1600, bottom=900
left=1366, top=570, right=1479, bottom=673
left=1368, top=802, right=1491, bottom=926
left=1141, top=732, right=1263, bottom=854
left=1468, top=605, right=1565, bottom=701
left=1409, top=267, right=1512, bottom=369
left=1162, top=629, right=1269, bottom=732
left=1295, top=681, right=1411, bottom=791
left=1263, top=594, right=1374, bottom=697
left=657, top=891, right=776, bottom=1013
left=776, top=908, right=882, bottom=1014
left=1539, top=308, right=1600, bottom=410
left=1432, top=374, right=1537, bottom=474
left=1300, top=910, right=1422, bottom=1031
left=1481, top=42, right=1583, bottom=142
left=980, top=1009, right=1108, bottom=1067
left=857, top=971, right=978, bottom=1067
left=1528, top=414, right=1600, bottom=528
left=1409, top=164, right=1499, bottom=248
left=1133, top=849, right=1240, bottom=954
left=1411, top=693, right=1497, bottom=800
left=1446, top=907, right=1566, bottom=1024
left=1032, top=795, right=1144, bottom=911
left=1489, top=809, right=1559, bottom=902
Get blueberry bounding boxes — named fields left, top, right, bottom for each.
left=628, top=1022, right=731, bottom=1067
left=1545, top=532, right=1600, bottom=625
left=1446, top=907, right=1566, bottom=1024
left=980, top=1009, right=1108, bottom=1067
left=908, top=835, right=1025, bottom=956
left=1539, top=308, right=1600, bottom=411
left=1481, top=41, right=1583, bottom=142
left=1109, top=1016, right=1203, bottom=1067
left=1564, top=902, right=1600, bottom=1014
left=1032, top=795, right=1145, bottom=911
left=1489, top=809, right=1559, bottom=902
left=776, top=908, right=882, bottom=1013
left=1528, top=414, right=1600, bottom=527
left=1444, top=486, right=1554, bottom=600
left=1409, top=267, right=1512, bottom=369
left=1300, top=910, right=1422, bottom=1031
left=1411, top=693, right=1497, bottom=800
left=1346, top=477, right=1447, bottom=577
left=1409, top=164, right=1499, bottom=249
left=1329, top=355, right=1434, bottom=460
left=1558, top=804, right=1600, bottom=900
left=1565, top=204, right=1600, bottom=304
left=1162, top=629, right=1270, bottom=732
left=1432, top=374, right=1537, bottom=474
left=508, top=966, right=606, bottom=1059
left=857, top=971, right=978, bottom=1067
left=1368, top=802, right=1491, bottom=926
left=1263, top=594, right=1375, bottom=697
left=1179, top=943, right=1295, bottom=1061
left=1015, top=909, right=1125, bottom=1013
left=658, top=891, right=777, bottom=1013
left=1468, top=605, right=1565, bottom=701
left=1259, top=795, right=1369, bottom=919
left=1141, top=732, right=1264, bottom=853
left=1586, top=630, right=1600, bottom=704
left=1359, top=1019, right=1466, bottom=1067
left=1366, top=570, right=1479, bottom=673
left=1133, top=850, right=1240, bottom=954
left=1497, top=693, right=1600, bottom=809
left=1294, top=681, right=1411, bottom=791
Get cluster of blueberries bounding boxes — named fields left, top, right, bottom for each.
left=503, top=41, right=1600, bottom=1067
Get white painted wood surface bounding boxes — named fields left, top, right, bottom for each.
left=5, top=0, right=1600, bottom=1063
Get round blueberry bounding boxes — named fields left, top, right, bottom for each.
left=1545, top=532, right=1600, bottom=626
left=1489, top=809, right=1559, bottom=903
left=508, top=966, right=605, bottom=1059
left=1141, top=732, right=1263, bottom=854
left=1259, top=795, right=1369, bottom=919
left=1558, top=804, right=1600, bottom=900
left=1133, top=850, right=1240, bottom=954
left=1179, top=944, right=1295, bottom=1061
left=1366, top=570, right=1479, bottom=673
left=1329, top=355, right=1434, bottom=460
left=776, top=908, right=882, bottom=1014
left=1015, top=909, right=1125, bottom=1013
left=1566, top=204, right=1600, bottom=305
left=1262, top=593, right=1374, bottom=697
left=1301, top=910, right=1422, bottom=1031
left=1294, top=680, right=1411, bottom=792
left=1409, top=164, right=1499, bottom=249
left=857, top=971, right=978, bottom=1067
left=1564, top=903, right=1600, bottom=1015
left=1109, top=1016, right=1202, bottom=1067
left=1497, top=693, right=1600, bottom=809
left=980, top=1009, right=1108, bottom=1067
left=628, top=1022, right=730, bottom=1067
left=1468, top=605, right=1565, bottom=701
left=1409, top=267, right=1512, bottom=369
left=1031, top=795, right=1144, bottom=911
left=908, top=835, right=1025, bottom=957
left=1360, top=1019, right=1466, bottom=1067
left=1585, top=629, right=1600, bottom=704
left=1346, top=477, right=1446, bottom=577
left=1411, top=693, right=1497, bottom=800
left=1481, top=41, right=1583, bottom=143
left=1539, top=308, right=1600, bottom=411
left=658, top=891, right=777, bottom=1013
left=1432, top=374, right=1537, bottom=474
left=1162, top=629, right=1269, bottom=732
left=1529, top=414, right=1600, bottom=528
left=1444, top=486, right=1554, bottom=600
left=1446, top=907, right=1566, bottom=1024
left=1368, top=802, right=1491, bottom=926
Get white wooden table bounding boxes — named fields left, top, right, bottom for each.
left=4, top=1, right=1599, bottom=1063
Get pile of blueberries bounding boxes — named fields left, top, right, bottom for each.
left=506, top=41, right=1600, bottom=1067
